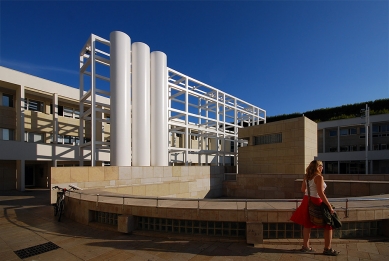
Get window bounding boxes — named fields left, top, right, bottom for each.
left=350, top=145, right=357, bottom=151
left=254, top=133, right=282, bottom=145
left=25, top=99, right=44, bottom=112
left=25, top=132, right=44, bottom=143
left=63, top=135, right=72, bottom=144
left=350, top=128, right=357, bottom=135
left=359, top=145, right=365, bottom=151
left=64, top=107, right=73, bottom=118
left=381, top=144, right=387, bottom=150
left=340, top=129, right=349, bottom=136
left=373, top=144, right=380, bottom=150
left=329, top=130, right=337, bottom=137
left=74, top=110, right=80, bottom=119
left=360, top=127, right=365, bottom=134
left=58, top=105, right=65, bottom=116
left=372, top=125, right=379, bottom=133
left=1, top=128, right=14, bottom=140
left=1, top=93, right=13, bottom=107
left=329, top=147, right=337, bottom=152
left=340, top=146, right=349, bottom=152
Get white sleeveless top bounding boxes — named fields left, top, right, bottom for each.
left=304, top=177, right=327, bottom=198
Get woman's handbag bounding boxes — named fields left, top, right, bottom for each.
left=307, top=179, right=324, bottom=226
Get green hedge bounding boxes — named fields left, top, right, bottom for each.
left=267, top=98, right=389, bottom=123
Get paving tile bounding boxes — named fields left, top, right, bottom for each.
left=357, top=242, right=380, bottom=254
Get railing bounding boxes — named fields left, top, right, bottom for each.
left=67, top=190, right=389, bottom=219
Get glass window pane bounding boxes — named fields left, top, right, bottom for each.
left=33, top=133, right=43, bottom=143
left=28, top=99, right=44, bottom=112
left=58, top=106, right=64, bottom=116
left=340, top=129, right=349, bottom=136
left=2, top=94, right=13, bottom=107
left=64, top=135, right=72, bottom=144
left=64, top=107, right=73, bottom=118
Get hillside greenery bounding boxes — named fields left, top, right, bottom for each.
left=266, top=98, right=389, bottom=123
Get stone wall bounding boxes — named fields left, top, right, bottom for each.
left=223, top=173, right=389, bottom=199
left=238, top=116, right=317, bottom=174
left=51, top=166, right=224, bottom=204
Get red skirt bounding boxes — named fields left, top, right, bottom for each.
left=290, top=195, right=332, bottom=230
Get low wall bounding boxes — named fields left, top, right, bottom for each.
left=64, top=193, right=389, bottom=244
left=223, top=173, right=389, bottom=199
left=51, top=166, right=225, bottom=204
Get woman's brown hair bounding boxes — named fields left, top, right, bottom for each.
left=305, top=160, right=323, bottom=180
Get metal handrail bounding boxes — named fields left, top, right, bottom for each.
left=67, top=190, right=389, bottom=218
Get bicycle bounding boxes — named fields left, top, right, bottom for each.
left=52, top=185, right=81, bottom=222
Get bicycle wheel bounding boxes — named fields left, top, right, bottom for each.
left=53, top=204, right=58, bottom=216
left=58, top=200, right=64, bottom=222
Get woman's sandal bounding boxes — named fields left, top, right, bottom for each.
left=323, top=248, right=340, bottom=256
left=300, top=246, right=315, bottom=253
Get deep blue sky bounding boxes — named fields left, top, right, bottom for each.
left=1, top=0, right=388, bottom=117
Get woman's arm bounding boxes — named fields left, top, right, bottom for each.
left=301, top=178, right=306, bottom=193
left=315, top=175, right=334, bottom=214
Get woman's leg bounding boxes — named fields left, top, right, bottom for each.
left=324, top=228, right=332, bottom=249
left=303, top=227, right=311, bottom=248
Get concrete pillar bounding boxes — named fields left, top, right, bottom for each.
left=150, top=51, right=168, bottom=166
left=246, top=221, right=263, bottom=245
left=16, top=160, right=25, bottom=191
left=132, top=42, right=151, bottom=166
left=118, top=215, right=135, bottom=234
left=16, top=85, right=25, bottom=142
left=110, top=31, right=132, bottom=166
left=52, top=93, right=58, bottom=167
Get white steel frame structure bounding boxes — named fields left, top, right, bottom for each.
left=79, top=32, right=266, bottom=167
left=79, top=34, right=111, bottom=166
left=168, top=69, right=266, bottom=166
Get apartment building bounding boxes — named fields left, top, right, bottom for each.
left=0, top=66, right=111, bottom=190
left=317, top=113, right=389, bottom=174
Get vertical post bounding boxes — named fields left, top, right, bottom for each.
left=79, top=46, right=85, bottom=167
left=365, top=104, right=369, bottom=174
left=52, top=93, right=58, bottom=168
left=184, top=78, right=189, bottom=165
left=90, top=36, right=96, bottom=166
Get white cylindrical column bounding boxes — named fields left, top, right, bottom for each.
left=132, top=42, right=151, bottom=166
left=110, top=31, right=132, bottom=166
left=150, top=51, right=168, bottom=166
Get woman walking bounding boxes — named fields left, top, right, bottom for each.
left=290, top=160, right=340, bottom=256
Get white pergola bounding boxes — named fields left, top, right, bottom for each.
left=78, top=32, right=266, bottom=167
left=167, top=68, right=266, bottom=166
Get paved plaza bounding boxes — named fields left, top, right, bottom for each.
left=1, top=189, right=388, bottom=261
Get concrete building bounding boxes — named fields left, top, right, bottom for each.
left=0, top=30, right=266, bottom=191
left=318, top=113, right=389, bottom=174
left=238, top=116, right=317, bottom=174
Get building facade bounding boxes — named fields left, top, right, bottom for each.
left=238, top=116, right=317, bottom=174
left=0, top=32, right=266, bottom=190
left=317, top=113, right=389, bottom=174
